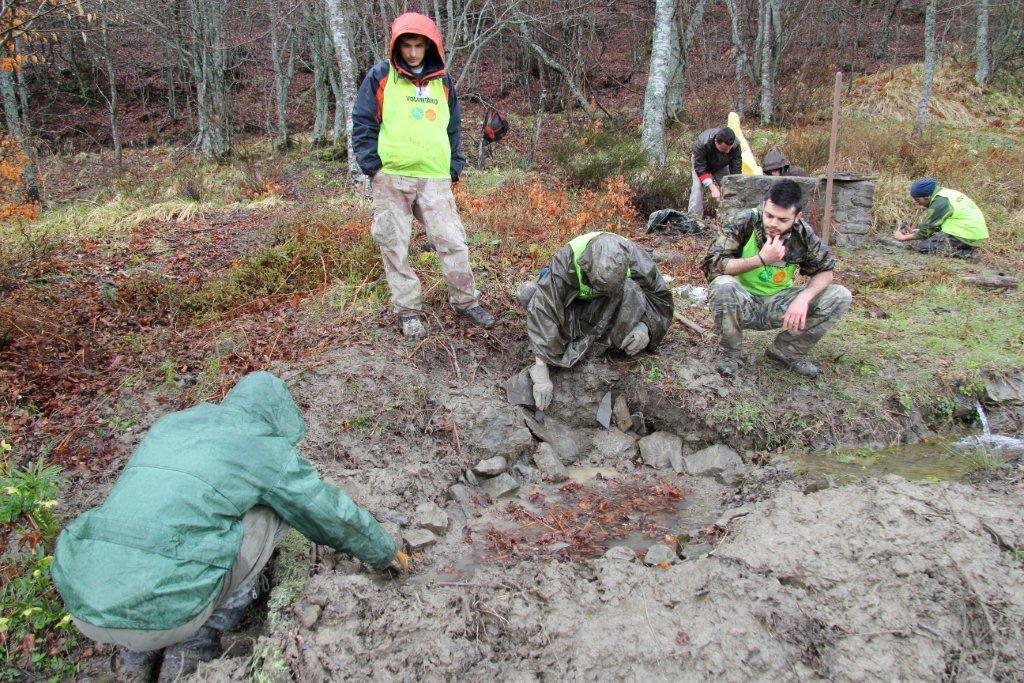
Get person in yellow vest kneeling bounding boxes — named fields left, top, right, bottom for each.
left=891, top=178, right=988, bottom=258
left=514, top=233, right=674, bottom=410
left=703, top=180, right=852, bottom=379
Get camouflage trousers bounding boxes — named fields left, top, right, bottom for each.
left=708, top=275, right=852, bottom=359
left=370, top=172, right=480, bottom=315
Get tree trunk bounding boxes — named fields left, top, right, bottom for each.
left=758, top=0, right=774, bottom=124
left=666, top=0, right=709, bottom=121
left=724, top=0, right=749, bottom=114
left=305, top=3, right=330, bottom=147
left=642, top=0, right=675, bottom=164
left=269, top=0, right=294, bottom=151
left=913, top=0, right=937, bottom=138
left=0, top=45, right=39, bottom=202
left=518, top=23, right=594, bottom=118
left=188, top=0, right=231, bottom=160
left=99, top=2, right=122, bottom=173
left=323, top=0, right=361, bottom=178
left=974, top=0, right=989, bottom=85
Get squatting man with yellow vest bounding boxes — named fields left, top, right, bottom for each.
left=515, top=232, right=674, bottom=409
left=352, top=12, right=494, bottom=339
left=703, top=180, right=852, bottom=379
left=51, top=373, right=408, bottom=681
left=891, top=178, right=988, bottom=257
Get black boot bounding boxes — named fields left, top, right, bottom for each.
left=157, top=626, right=222, bottom=682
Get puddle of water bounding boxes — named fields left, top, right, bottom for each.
left=786, top=439, right=1011, bottom=483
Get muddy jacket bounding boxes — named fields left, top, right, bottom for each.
left=52, top=372, right=396, bottom=632
left=352, top=13, right=465, bottom=180
left=703, top=207, right=836, bottom=287
left=527, top=235, right=674, bottom=368
left=692, top=127, right=741, bottom=183
left=762, top=148, right=809, bottom=177
left=915, top=187, right=988, bottom=245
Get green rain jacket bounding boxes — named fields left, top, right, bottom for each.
left=51, top=372, right=396, bottom=631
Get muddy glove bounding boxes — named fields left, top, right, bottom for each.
left=621, top=322, right=650, bottom=356
left=528, top=358, right=553, bottom=410
left=390, top=551, right=410, bottom=573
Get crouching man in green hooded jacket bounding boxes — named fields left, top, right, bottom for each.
left=515, top=232, right=674, bottom=409
left=51, top=372, right=403, bottom=681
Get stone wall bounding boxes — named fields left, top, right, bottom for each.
left=720, top=174, right=876, bottom=247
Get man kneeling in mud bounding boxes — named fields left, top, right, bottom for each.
left=51, top=372, right=406, bottom=682
left=515, top=232, right=674, bottom=409
left=703, top=180, right=851, bottom=379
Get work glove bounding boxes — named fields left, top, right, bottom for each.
left=528, top=359, right=553, bottom=410
left=621, top=322, right=650, bottom=356
left=390, top=551, right=410, bottom=573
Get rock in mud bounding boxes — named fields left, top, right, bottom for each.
left=524, top=414, right=581, bottom=462
left=612, top=395, right=632, bottom=432
left=596, top=391, right=613, bottom=428
left=984, top=370, right=1024, bottom=406
left=643, top=543, right=677, bottom=566
left=481, top=472, right=520, bottom=499
left=505, top=368, right=535, bottom=407
left=603, top=546, right=637, bottom=562
left=449, top=484, right=476, bottom=518
left=402, top=528, right=438, bottom=551
left=448, top=397, right=535, bottom=461
left=679, top=542, right=714, bottom=561
left=513, top=463, right=540, bottom=484
left=413, top=502, right=450, bottom=534
left=684, top=444, right=745, bottom=484
left=638, top=431, right=683, bottom=470
left=295, top=602, right=321, bottom=629
left=473, top=456, right=508, bottom=477
left=463, top=469, right=479, bottom=486
left=533, top=443, right=568, bottom=482
left=591, top=428, right=639, bottom=463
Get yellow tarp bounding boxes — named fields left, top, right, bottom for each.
left=728, top=111, right=762, bottom=175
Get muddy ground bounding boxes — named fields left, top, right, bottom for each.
left=122, top=333, right=1024, bottom=682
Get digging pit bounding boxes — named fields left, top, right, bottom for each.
left=178, top=343, right=1024, bottom=681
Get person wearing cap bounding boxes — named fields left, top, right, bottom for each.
left=892, top=178, right=988, bottom=257
left=514, top=232, right=674, bottom=409
left=351, top=12, right=494, bottom=339
left=688, top=126, right=741, bottom=217
left=762, top=148, right=809, bottom=177
left=703, top=180, right=851, bottom=379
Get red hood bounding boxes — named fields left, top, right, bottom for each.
left=389, top=12, right=446, bottom=81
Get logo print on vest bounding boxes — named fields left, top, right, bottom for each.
left=425, top=109, right=437, bottom=121
left=411, top=107, right=424, bottom=120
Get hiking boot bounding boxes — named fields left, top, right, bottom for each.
left=716, top=355, right=741, bottom=377
left=459, top=305, right=495, bottom=329
left=116, top=647, right=159, bottom=683
left=515, top=281, right=538, bottom=307
left=765, top=345, right=819, bottom=379
left=157, top=626, right=222, bottom=682
left=399, top=314, right=427, bottom=339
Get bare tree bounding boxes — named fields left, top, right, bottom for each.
left=724, top=0, right=751, bottom=114
left=914, top=0, right=937, bottom=138
left=665, top=0, right=708, bottom=120
left=268, top=0, right=296, bottom=150
left=323, top=0, right=360, bottom=177
left=642, top=0, right=675, bottom=163
left=758, top=0, right=774, bottom=124
left=974, top=0, right=989, bottom=85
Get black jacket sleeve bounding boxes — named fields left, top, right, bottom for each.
left=445, top=75, right=465, bottom=180
left=728, top=145, right=741, bottom=175
left=352, top=62, right=388, bottom=177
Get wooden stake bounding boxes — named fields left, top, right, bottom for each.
left=821, top=71, right=843, bottom=244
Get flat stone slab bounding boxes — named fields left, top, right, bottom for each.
left=643, top=543, right=677, bottom=566
left=402, top=528, right=438, bottom=551
left=684, top=444, right=745, bottom=485
left=524, top=414, right=581, bottom=462
left=505, top=368, right=535, bottom=407
left=473, top=456, right=508, bottom=477
left=612, top=395, right=632, bottom=432
left=604, top=546, right=637, bottom=562
left=592, top=428, right=638, bottom=463
left=533, top=442, right=568, bottom=482
left=481, top=472, right=520, bottom=499
left=638, top=431, right=682, bottom=470
left=413, top=502, right=450, bottom=534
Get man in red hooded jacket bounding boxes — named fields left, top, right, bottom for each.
left=352, top=13, right=494, bottom=339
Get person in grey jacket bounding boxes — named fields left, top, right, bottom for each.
left=689, top=126, right=741, bottom=217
